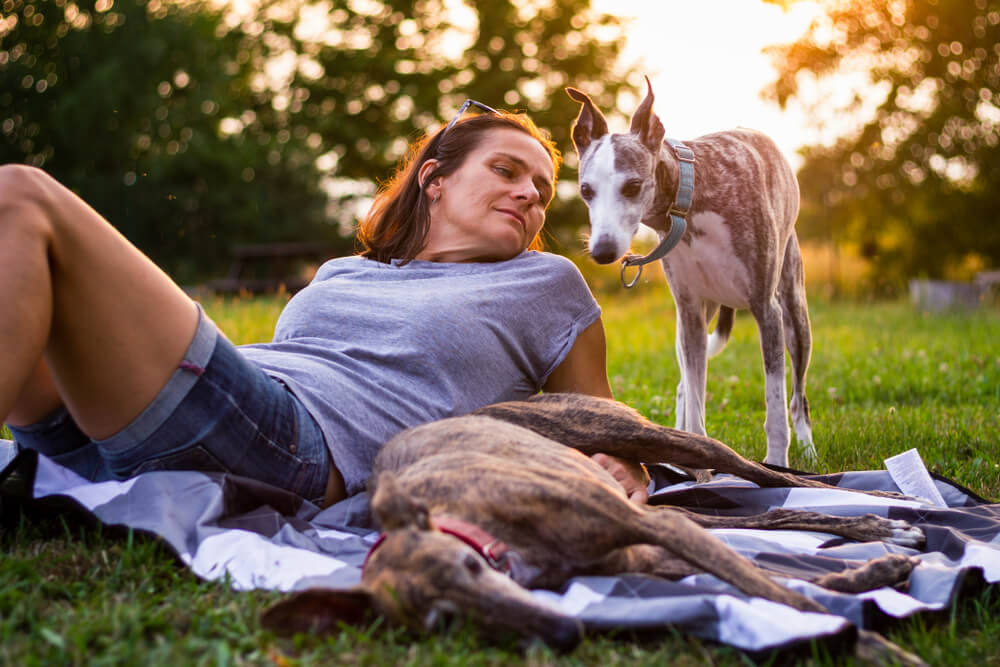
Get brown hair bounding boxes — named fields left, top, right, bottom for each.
left=357, top=110, right=562, bottom=263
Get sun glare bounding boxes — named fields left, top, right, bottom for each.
left=591, top=0, right=823, bottom=165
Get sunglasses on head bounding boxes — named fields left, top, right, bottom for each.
left=439, top=99, right=499, bottom=140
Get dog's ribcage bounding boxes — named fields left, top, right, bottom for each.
left=660, top=130, right=799, bottom=312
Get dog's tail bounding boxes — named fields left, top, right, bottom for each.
left=707, top=306, right=734, bottom=358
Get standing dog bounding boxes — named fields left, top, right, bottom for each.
left=263, top=394, right=924, bottom=664
left=568, top=81, right=815, bottom=468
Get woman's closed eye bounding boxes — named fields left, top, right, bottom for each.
left=490, top=156, right=551, bottom=205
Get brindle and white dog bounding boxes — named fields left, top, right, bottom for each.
left=262, top=394, right=924, bottom=664
left=567, top=81, right=815, bottom=468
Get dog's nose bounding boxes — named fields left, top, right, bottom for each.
left=544, top=616, right=584, bottom=653
left=590, top=237, right=621, bottom=265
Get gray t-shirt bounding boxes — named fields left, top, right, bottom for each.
left=239, top=250, right=601, bottom=494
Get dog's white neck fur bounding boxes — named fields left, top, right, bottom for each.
left=663, top=211, right=752, bottom=310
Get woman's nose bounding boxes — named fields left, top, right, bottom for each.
left=513, top=178, right=540, bottom=203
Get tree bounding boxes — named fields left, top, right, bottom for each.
left=1, top=0, right=336, bottom=282
left=1, top=0, right=633, bottom=281
left=763, top=0, right=1000, bottom=292
left=272, top=0, right=636, bottom=252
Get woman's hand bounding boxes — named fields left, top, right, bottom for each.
left=544, top=318, right=650, bottom=504
left=591, top=453, right=650, bottom=504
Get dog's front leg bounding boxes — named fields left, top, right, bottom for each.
left=672, top=317, right=687, bottom=431
left=673, top=295, right=708, bottom=437
left=754, top=297, right=792, bottom=467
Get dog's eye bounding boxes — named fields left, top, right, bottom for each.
left=579, top=183, right=594, bottom=201
left=462, top=554, right=483, bottom=575
left=621, top=180, right=642, bottom=198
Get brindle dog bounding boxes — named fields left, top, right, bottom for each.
left=568, top=81, right=815, bottom=469
left=263, top=393, right=925, bottom=665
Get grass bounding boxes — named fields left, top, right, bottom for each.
left=600, top=286, right=1000, bottom=499
left=2, top=286, right=999, bottom=665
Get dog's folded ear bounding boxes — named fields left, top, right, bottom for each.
left=566, top=87, right=608, bottom=154
left=370, top=474, right=431, bottom=531
left=261, top=587, right=375, bottom=635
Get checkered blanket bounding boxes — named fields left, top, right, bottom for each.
left=2, top=439, right=997, bottom=658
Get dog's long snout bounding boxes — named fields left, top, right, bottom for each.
left=590, top=236, right=622, bottom=265
left=490, top=595, right=582, bottom=652
left=457, top=567, right=584, bottom=651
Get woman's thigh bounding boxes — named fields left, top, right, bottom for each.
left=0, top=165, right=199, bottom=438
left=10, top=313, right=331, bottom=503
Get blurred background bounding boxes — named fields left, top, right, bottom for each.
left=2, top=0, right=999, bottom=299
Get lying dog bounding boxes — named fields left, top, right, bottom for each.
left=263, top=393, right=925, bottom=664
left=567, top=81, right=815, bottom=468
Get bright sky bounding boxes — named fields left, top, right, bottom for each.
left=591, top=0, right=823, bottom=167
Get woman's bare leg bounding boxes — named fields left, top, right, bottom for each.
left=1, top=164, right=200, bottom=439
left=5, top=360, right=61, bottom=426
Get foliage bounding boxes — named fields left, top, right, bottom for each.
left=0, top=0, right=337, bottom=282
left=2, top=291, right=999, bottom=664
left=763, top=0, right=1000, bottom=293
left=0, top=0, right=635, bottom=280
left=230, top=0, right=638, bottom=255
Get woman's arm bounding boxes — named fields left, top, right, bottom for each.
left=542, top=317, right=613, bottom=398
left=543, top=318, right=650, bottom=504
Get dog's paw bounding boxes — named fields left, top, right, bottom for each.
left=685, top=467, right=714, bottom=484
left=883, top=519, right=926, bottom=549
left=795, top=441, right=818, bottom=467
left=814, top=553, right=917, bottom=593
left=856, top=514, right=925, bottom=548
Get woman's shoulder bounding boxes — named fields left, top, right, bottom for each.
left=515, top=250, right=587, bottom=280
left=310, top=251, right=584, bottom=284
left=521, top=249, right=572, bottom=264
left=312, top=254, right=380, bottom=280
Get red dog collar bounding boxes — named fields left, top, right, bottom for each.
left=362, top=515, right=513, bottom=576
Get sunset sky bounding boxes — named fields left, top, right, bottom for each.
left=591, top=0, right=825, bottom=166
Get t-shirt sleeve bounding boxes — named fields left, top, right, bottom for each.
left=529, top=254, right=602, bottom=388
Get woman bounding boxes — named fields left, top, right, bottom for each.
left=0, top=103, right=648, bottom=506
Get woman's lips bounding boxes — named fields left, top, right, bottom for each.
left=496, top=208, right=525, bottom=228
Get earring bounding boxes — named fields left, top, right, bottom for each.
left=430, top=193, right=440, bottom=205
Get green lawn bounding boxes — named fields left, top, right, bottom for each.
left=2, top=290, right=999, bottom=665
left=601, top=289, right=1000, bottom=500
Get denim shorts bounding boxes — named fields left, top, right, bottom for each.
left=8, top=309, right=331, bottom=504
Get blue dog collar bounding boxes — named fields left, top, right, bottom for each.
left=620, top=138, right=694, bottom=288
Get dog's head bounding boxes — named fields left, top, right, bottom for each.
left=261, top=479, right=583, bottom=651
left=567, top=78, right=668, bottom=264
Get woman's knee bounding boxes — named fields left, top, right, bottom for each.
left=0, top=164, right=60, bottom=240
left=0, top=163, right=59, bottom=199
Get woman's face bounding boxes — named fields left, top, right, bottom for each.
left=417, top=128, right=555, bottom=263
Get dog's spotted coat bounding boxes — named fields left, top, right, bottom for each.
left=569, top=82, right=815, bottom=467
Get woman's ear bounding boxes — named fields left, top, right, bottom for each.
left=417, top=159, right=442, bottom=202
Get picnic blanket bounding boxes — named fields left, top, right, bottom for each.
left=2, top=438, right=998, bottom=659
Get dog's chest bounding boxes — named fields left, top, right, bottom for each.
left=659, top=211, right=753, bottom=309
